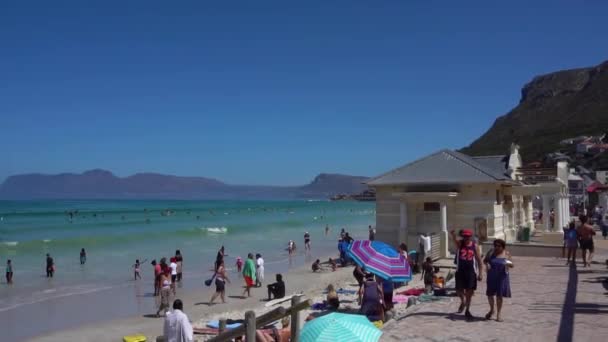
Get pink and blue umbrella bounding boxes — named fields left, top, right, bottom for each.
left=346, top=240, right=412, bottom=282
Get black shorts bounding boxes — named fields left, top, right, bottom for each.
left=455, top=270, right=477, bottom=291
left=580, top=239, right=594, bottom=252
left=305, top=239, right=310, bottom=244
left=171, top=274, right=177, bottom=283
left=215, top=278, right=225, bottom=292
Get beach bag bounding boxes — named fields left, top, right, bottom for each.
left=123, top=334, right=146, bottom=342
left=204, top=273, right=216, bottom=287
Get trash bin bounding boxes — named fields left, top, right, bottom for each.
left=522, top=227, right=531, bottom=242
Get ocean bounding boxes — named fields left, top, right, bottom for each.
left=0, top=200, right=374, bottom=316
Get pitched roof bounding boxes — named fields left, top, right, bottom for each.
left=367, top=150, right=513, bottom=186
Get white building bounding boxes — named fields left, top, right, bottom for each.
left=367, top=144, right=569, bottom=259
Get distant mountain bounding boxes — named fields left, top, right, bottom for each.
left=461, top=60, right=608, bottom=167
left=0, top=169, right=369, bottom=200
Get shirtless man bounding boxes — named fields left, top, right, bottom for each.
left=577, top=215, right=596, bottom=267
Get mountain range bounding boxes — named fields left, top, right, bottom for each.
left=461, top=59, right=608, bottom=167
left=0, top=169, right=369, bottom=200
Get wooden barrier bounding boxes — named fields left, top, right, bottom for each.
left=207, top=297, right=311, bottom=342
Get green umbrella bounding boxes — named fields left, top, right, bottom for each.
left=300, top=312, right=382, bottom=342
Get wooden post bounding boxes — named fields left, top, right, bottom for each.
left=291, top=295, right=302, bottom=342
left=219, top=319, right=226, bottom=334
left=207, top=307, right=286, bottom=342
left=245, top=311, right=256, bottom=342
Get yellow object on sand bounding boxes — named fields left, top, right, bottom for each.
left=372, top=320, right=383, bottom=329
left=123, top=334, right=147, bottom=342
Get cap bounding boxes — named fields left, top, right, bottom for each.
left=461, top=229, right=473, bottom=237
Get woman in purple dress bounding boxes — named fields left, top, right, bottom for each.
left=484, top=239, right=513, bottom=322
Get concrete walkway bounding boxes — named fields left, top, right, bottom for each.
left=381, top=246, right=608, bottom=342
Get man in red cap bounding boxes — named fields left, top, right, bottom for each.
left=450, top=228, right=483, bottom=320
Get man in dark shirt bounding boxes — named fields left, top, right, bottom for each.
left=267, top=274, right=286, bottom=300
left=46, top=253, right=54, bottom=278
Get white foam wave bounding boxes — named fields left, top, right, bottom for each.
left=200, top=227, right=228, bottom=234
left=1, top=241, right=18, bottom=247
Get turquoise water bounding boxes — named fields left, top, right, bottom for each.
left=0, top=200, right=374, bottom=312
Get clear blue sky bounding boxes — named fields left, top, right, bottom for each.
left=1, top=1, right=607, bottom=185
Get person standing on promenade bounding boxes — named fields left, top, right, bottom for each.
left=80, top=248, right=86, bottom=265
left=163, top=299, right=193, bottom=342
left=450, top=229, right=483, bottom=320
left=242, top=253, right=257, bottom=298
left=577, top=215, right=596, bottom=267
left=46, top=253, right=54, bottom=278
left=483, top=239, right=512, bottom=322
left=564, top=222, right=579, bottom=265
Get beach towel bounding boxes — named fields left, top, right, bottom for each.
left=322, top=288, right=357, bottom=295
left=392, top=294, right=409, bottom=304
left=123, top=334, right=146, bottom=342
left=206, top=320, right=242, bottom=329
left=397, top=288, right=425, bottom=296
left=311, top=302, right=327, bottom=310
left=242, top=259, right=256, bottom=282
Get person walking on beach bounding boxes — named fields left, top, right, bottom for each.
left=578, top=215, right=596, bottom=267
left=209, top=260, right=230, bottom=305
left=80, top=248, right=86, bottom=265
left=256, top=253, right=265, bottom=287
left=163, top=299, right=193, bottom=342
left=450, top=229, right=483, bottom=320
left=46, top=253, right=54, bottom=278
left=215, top=246, right=225, bottom=272
left=325, top=225, right=330, bottom=236
left=304, top=232, right=311, bottom=251
left=6, top=259, right=13, bottom=284
left=483, top=239, right=513, bottom=322
left=157, top=269, right=172, bottom=317
left=242, top=253, right=257, bottom=298
left=152, top=260, right=161, bottom=296
left=170, top=257, right=178, bottom=295
left=421, top=257, right=435, bottom=294
left=287, top=240, right=295, bottom=256
left=368, top=225, right=376, bottom=241
left=175, top=250, right=183, bottom=282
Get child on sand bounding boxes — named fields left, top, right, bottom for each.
left=236, top=256, right=243, bottom=273
left=133, top=259, right=144, bottom=280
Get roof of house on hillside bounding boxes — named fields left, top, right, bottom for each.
left=367, top=150, right=513, bottom=186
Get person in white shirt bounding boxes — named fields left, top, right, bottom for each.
left=255, top=253, right=265, bottom=287
left=163, top=299, right=193, bottom=342
left=170, top=257, right=178, bottom=295
left=418, top=234, right=431, bottom=270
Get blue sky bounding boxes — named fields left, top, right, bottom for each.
left=1, top=1, right=607, bottom=185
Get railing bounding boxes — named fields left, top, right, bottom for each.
left=206, top=296, right=311, bottom=342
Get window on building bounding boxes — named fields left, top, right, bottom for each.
left=496, top=189, right=501, bottom=204
left=423, top=202, right=440, bottom=212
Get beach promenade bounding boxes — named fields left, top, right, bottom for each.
left=381, top=241, right=608, bottom=342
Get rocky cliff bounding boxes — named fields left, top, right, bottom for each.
left=461, top=60, right=608, bottom=163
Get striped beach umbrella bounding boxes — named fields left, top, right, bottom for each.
left=300, top=312, right=382, bottom=342
left=346, top=240, right=412, bottom=282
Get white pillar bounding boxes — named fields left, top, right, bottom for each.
left=564, top=194, right=570, bottom=224
left=440, top=202, right=449, bottom=257
left=555, top=196, right=563, bottom=232
left=542, top=195, right=550, bottom=232
left=399, top=202, right=407, bottom=244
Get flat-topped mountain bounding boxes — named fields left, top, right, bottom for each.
left=0, top=170, right=369, bottom=200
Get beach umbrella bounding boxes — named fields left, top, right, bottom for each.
left=346, top=240, right=412, bottom=282
left=300, top=312, right=382, bottom=342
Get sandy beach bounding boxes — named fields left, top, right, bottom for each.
left=26, top=253, right=365, bottom=342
